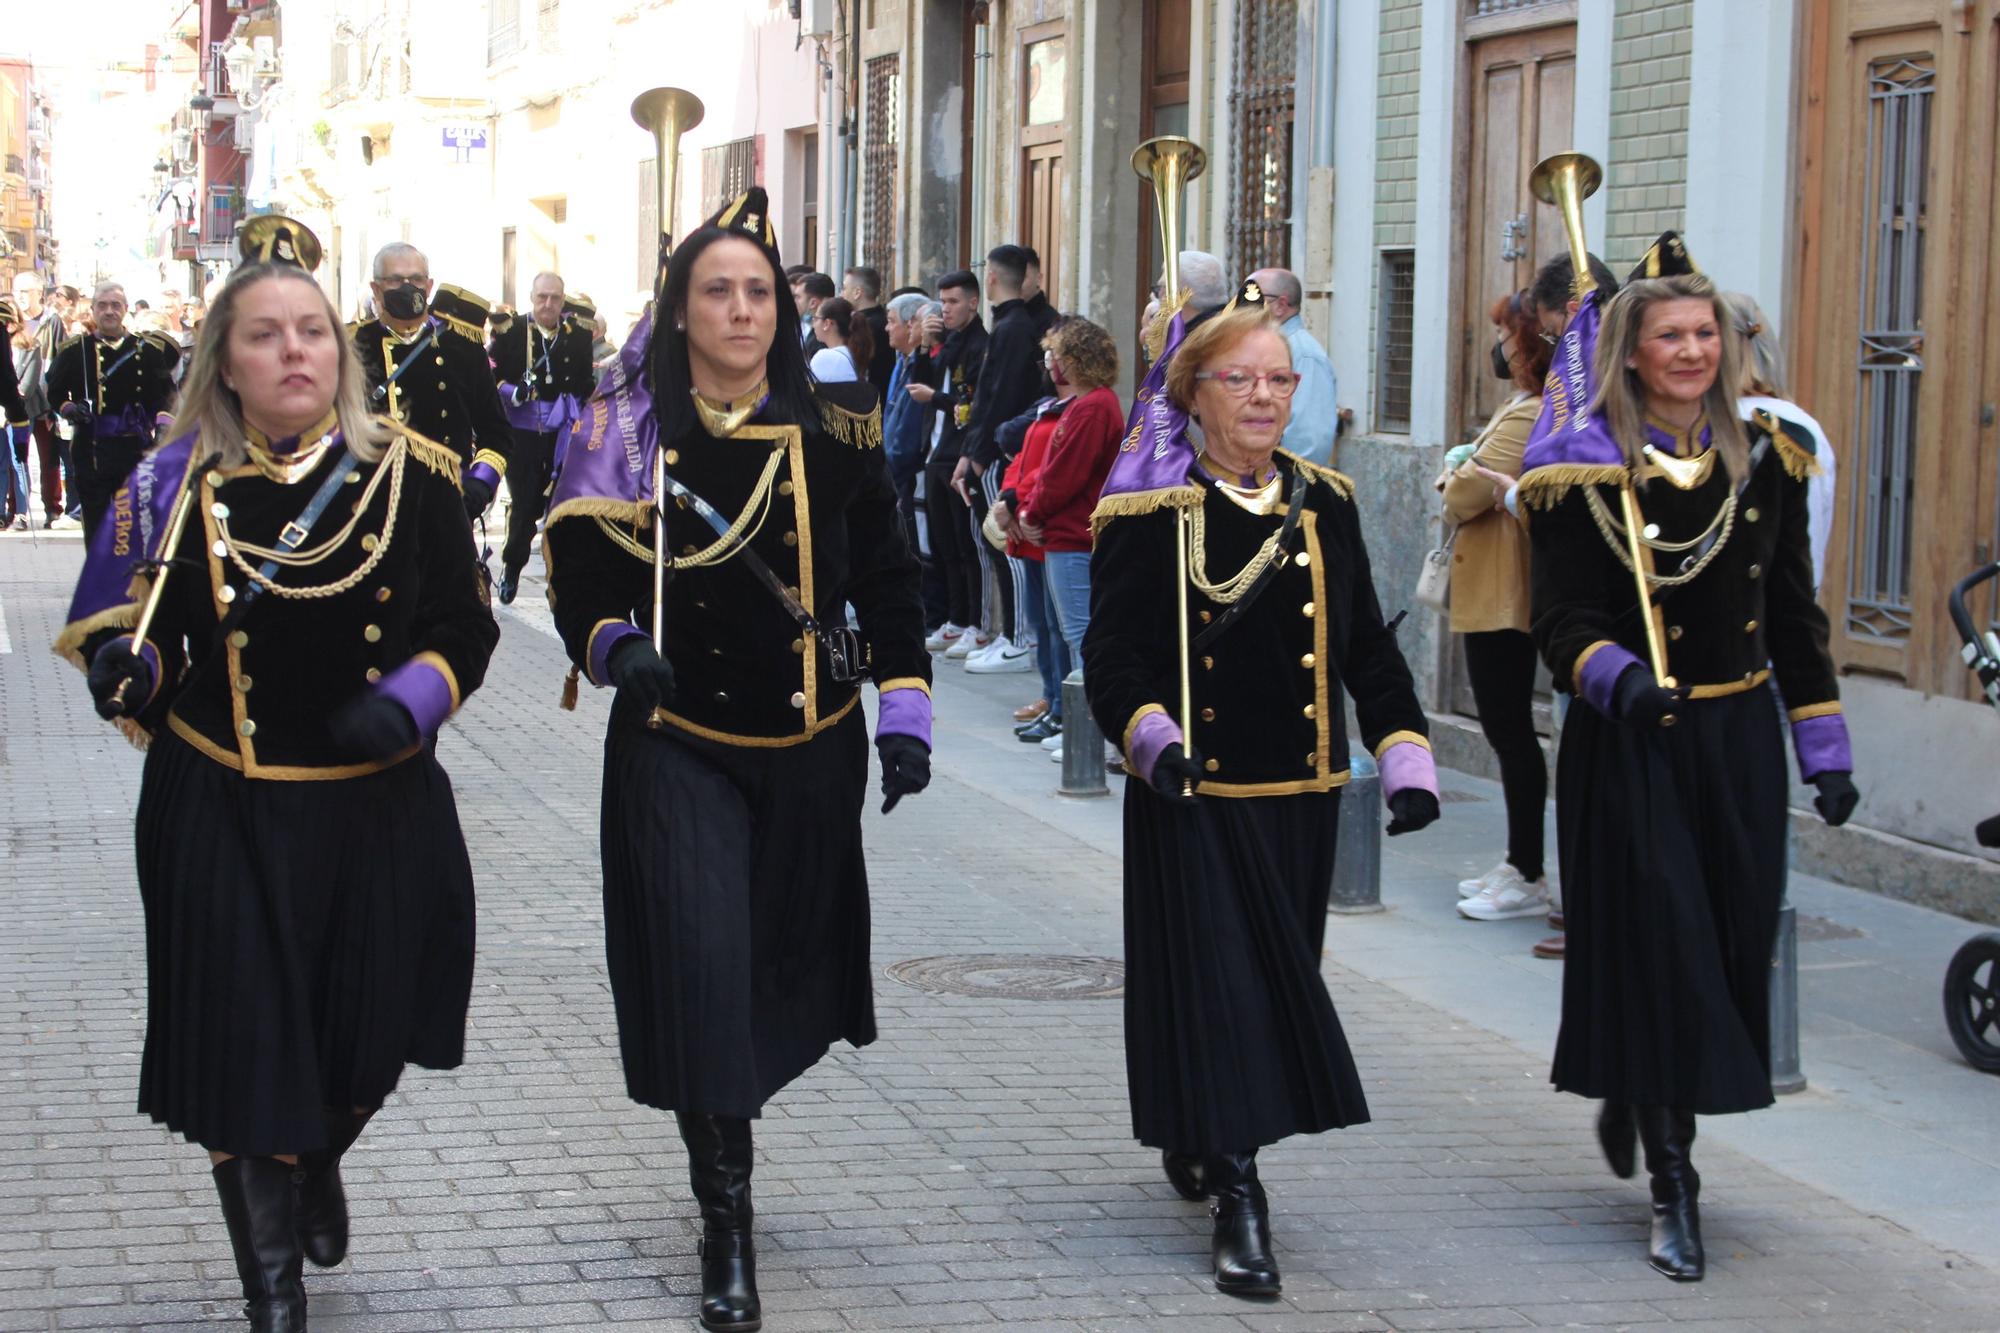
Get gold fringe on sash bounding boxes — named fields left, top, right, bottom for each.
left=1089, top=484, right=1203, bottom=535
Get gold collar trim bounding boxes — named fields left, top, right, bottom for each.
left=1644, top=411, right=1709, bottom=459
left=692, top=380, right=769, bottom=438
left=244, top=410, right=341, bottom=483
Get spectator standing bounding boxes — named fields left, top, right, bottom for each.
left=11, top=273, right=76, bottom=527
left=844, top=265, right=895, bottom=401
left=909, top=270, right=988, bottom=654
left=808, top=297, right=874, bottom=392
left=793, top=271, right=834, bottom=358
left=883, top=293, right=948, bottom=632
left=1249, top=267, right=1336, bottom=466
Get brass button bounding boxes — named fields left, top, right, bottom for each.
left=434, top=355, right=444, bottom=366
left=211, top=540, right=228, bottom=557
left=217, top=584, right=237, bottom=604
left=436, top=380, right=448, bottom=391
left=237, top=719, right=257, bottom=737
left=375, top=587, right=393, bottom=602
left=210, top=502, right=230, bottom=519
left=675, top=494, right=690, bottom=509
left=1744, top=671, right=1758, bottom=682
left=1300, top=652, right=1316, bottom=669
left=715, top=691, right=730, bottom=704
left=1747, top=563, right=1762, bottom=579
left=1201, top=655, right=1214, bottom=670
left=365, top=668, right=382, bottom=683
left=711, top=646, right=723, bottom=656
left=787, top=586, right=801, bottom=601
left=789, top=691, right=807, bottom=709
left=1200, top=707, right=1216, bottom=722
left=1293, top=551, right=1309, bottom=567
left=229, top=630, right=250, bottom=649
left=1199, top=610, right=1212, bottom=624
left=1745, top=619, right=1759, bottom=633
left=204, top=473, right=219, bottom=487
left=1303, top=704, right=1317, bottom=719
left=1306, top=752, right=1318, bottom=765
left=346, top=471, right=362, bottom=484
left=1301, top=601, right=1316, bottom=617
left=665, top=449, right=680, bottom=465
left=1203, top=758, right=1220, bottom=773
left=779, top=480, right=796, bottom=496
left=1744, top=507, right=1760, bottom=523
left=234, top=675, right=253, bottom=692
left=782, top=531, right=798, bottom=547
left=361, top=533, right=379, bottom=551
left=791, top=638, right=805, bottom=654
left=682, top=544, right=699, bottom=555
left=1668, top=625, right=1684, bottom=641
left=364, top=624, right=383, bottom=643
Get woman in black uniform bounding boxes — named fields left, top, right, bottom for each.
left=542, top=189, right=930, bottom=1333
left=58, top=223, right=498, bottom=1331
left=1517, top=239, right=1859, bottom=1282
left=1085, top=295, right=1440, bottom=1299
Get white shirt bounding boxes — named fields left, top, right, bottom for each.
left=810, top=345, right=858, bottom=383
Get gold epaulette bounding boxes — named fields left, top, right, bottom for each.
left=1752, top=408, right=1824, bottom=481
left=436, top=314, right=485, bottom=345
left=1089, top=484, right=1203, bottom=536
left=1514, top=463, right=1631, bottom=509
left=138, top=330, right=180, bottom=357
left=55, top=331, right=85, bottom=355
left=818, top=398, right=882, bottom=449
left=400, top=428, right=463, bottom=490
left=1279, top=449, right=1355, bottom=500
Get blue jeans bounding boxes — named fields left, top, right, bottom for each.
left=1044, top=550, right=1092, bottom=670
left=1022, top=559, right=1071, bottom=717
left=2, top=424, right=30, bottom=518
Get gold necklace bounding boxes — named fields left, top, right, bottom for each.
left=692, top=379, right=769, bottom=438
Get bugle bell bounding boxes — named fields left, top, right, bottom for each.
left=632, top=87, right=706, bottom=286
left=1529, top=151, right=1603, bottom=298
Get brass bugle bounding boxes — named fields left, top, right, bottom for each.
left=631, top=87, right=705, bottom=285
left=1131, top=136, right=1208, bottom=315
left=1529, top=151, right=1603, bottom=298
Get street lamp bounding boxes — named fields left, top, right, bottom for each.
left=170, top=127, right=193, bottom=164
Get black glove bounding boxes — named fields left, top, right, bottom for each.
left=607, top=635, right=676, bottom=719
left=463, top=472, right=496, bottom=520
left=1386, top=788, right=1441, bottom=836
left=87, top=642, right=154, bottom=720
left=1812, top=771, right=1859, bottom=828
left=1147, top=743, right=1204, bottom=805
left=328, top=692, right=420, bottom=761
left=1612, top=665, right=1686, bottom=729
left=58, top=401, right=89, bottom=423
left=876, top=734, right=931, bottom=813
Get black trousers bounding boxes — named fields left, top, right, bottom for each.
left=925, top=455, right=981, bottom=629
left=502, top=429, right=560, bottom=574
left=75, top=431, right=147, bottom=544
left=1462, top=629, right=1547, bottom=882
left=898, top=477, right=949, bottom=630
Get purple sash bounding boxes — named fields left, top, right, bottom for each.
left=1098, top=310, right=1194, bottom=501
left=65, top=427, right=201, bottom=630
left=504, top=391, right=582, bottom=437
left=548, top=310, right=659, bottom=514
left=1521, top=289, right=1625, bottom=473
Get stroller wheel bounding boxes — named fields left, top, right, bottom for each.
left=1943, top=933, right=2000, bottom=1074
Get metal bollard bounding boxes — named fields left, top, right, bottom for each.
left=1057, top=670, right=1108, bottom=797
left=1329, top=750, right=1385, bottom=914
left=1770, top=894, right=1806, bottom=1094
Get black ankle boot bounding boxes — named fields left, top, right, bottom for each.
left=295, top=1109, right=371, bottom=1269
left=1205, top=1152, right=1280, bottom=1298
left=1162, top=1150, right=1206, bottom=1201
left=212, top=1156, right=308, bottom=1332
left=1635, top=1107, right=1704, bottom=1281
left=1596, top=1101, right=1636, bottom=1179
left=678, top=1113, right=762, bottom=1332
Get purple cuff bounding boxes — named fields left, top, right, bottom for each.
left=876, top=687, right=932, bottom=749
left=1127, top=711, right=1183, bottom=784
left=1378, top=741, right=1439, bottom=802
left=465, top=459, right=501, bottom=492
left=1577, top=644, right=1644, bottom=718
left=589, top=622, right=645, bottom=688
left=1792, top=714, right=1854, bottom=782
left=376, top=657, right=456, bottom=739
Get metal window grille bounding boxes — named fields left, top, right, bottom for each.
left=204, top=186, right=240, bottom=245
left=1845, top=56, right=1933, bottom=645
left=1227, top=0, right=1296, bottom=281
left=863, top=55, right=900, bottom=280
left=1468, top=0, right=1560, bottom=15
left=637, top=158, right=659, bottom=290
left=537, top=0, right=560, bottom=54
left=1376, top=249, right=1416, bottom=433
left=700, top=138, right=759, bottom=224
left=488, top=0, right=522, bottom=65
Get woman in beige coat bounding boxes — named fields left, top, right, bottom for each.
left=1440, top=291, right=1555, bottom=922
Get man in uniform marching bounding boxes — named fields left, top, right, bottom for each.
left=351, top=242, right=516, bottom=523
left=486, top=272, right=595, bottom=603
left=44, top=282, right=181, bottom=540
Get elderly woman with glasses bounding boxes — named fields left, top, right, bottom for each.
left=1084, top=295, right=1439, bottom=1300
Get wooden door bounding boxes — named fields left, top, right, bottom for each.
left=1795, top=0, right=2000, bottom=696
left=1137, top=0, right=1192, bottom=335
left=1023, top=141, right=1064, bottom=307
left=1458, top=25, right=1575, bottom=440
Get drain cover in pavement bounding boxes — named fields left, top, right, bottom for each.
left=885, top=954, right=1125, bottom=999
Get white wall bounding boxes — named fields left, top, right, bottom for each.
left=1685, top=0, right=1795, bottom=330
left=1327, top=0, right=1379, bottom=427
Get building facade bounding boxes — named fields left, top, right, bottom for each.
left=0, top=56, right=56, bottom=290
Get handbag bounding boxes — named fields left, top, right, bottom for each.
left=1414, top=520, right=1458, bottom=614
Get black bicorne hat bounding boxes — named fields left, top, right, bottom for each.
left=705, top=186, right=780, bottom=259
left=1225, top=277, right=1269, bottom=312
left=1628, top=231, right=1700, bottom=283
left=238, top=214, right=323, bottom=271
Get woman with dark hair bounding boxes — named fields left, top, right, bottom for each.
left=1439, top=291, right=1556, bottom=924
left=808, top=295, right=874, bottom=388
left=56, top=238, right=498, bottom=1330
left=1518, top=240, right=1858, bottom=1283
left=542, top=188, right=930, bottom=1332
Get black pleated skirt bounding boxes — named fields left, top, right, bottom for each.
left=133, top=731, right=477, bottom=1156
left=1121, top=780, right=1369, bottom=1155
left=1551, top=688, right=1787, bottom=1114
left=600, top=706, right=876, bottom=1118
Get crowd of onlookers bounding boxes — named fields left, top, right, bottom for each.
left=788, top=248, right=1342, bottom=767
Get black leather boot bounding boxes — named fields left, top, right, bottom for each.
left=497, top=567, right=520, bottom=605
left=1636, top=1107, right=1704, bottom=1281
left=679, top=1113, right=762, bottom=1332
left=212, top=1156, right=308, bottom=1332
left=294, top=1109, right=371, bottom=1268
left=1596, top=1101, right=1636, bottom=1179
left=1162, top=1150, right=1206, bottom=1201
left=1205, top=1152, right=1280, bottom=1298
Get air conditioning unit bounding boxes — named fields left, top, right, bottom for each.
left=795, top=0, right=835, bottom=38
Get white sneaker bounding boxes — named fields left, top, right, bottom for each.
left=966, top=636, right=1034, bottom=674
left=944, top=630, right=991, bottom=660
left=1040, top=731, right=1065, bottom=752
left=1457, top=866, right=1552, bottom=921
left=49, top=513, right=81, bottom=530
left=1456, top=860, right=1510, bottom=897
left=925, top=623, right=965, bottom=653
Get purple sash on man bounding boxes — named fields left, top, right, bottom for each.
left=547, top=310, right=659, bottom=519
left=56, top=427, right=203, bottom=664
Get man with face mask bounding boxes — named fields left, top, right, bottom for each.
left=351, top=242, right=517, bottom=522
left=485, top=272, right=596, bottom=604
left=44, top=282, right=181, bottom=540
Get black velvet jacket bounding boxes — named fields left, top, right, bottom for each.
left=1524, top=412, right=1839, bottom=712
left=1083, top=455, right=1430, bottom=797
left=61, top=422, right=499, bottom=778
left=352, top=319, right=516, bottom=478
left=544, top=383, right=930, bottom=746
left=45, top=331, right=180, bottom=431
left=487, top=315, right=596, bottom=404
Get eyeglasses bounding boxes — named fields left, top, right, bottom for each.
left=1194, top=368, right=1301, bottom=398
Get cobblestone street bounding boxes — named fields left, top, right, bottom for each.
left=5, top=536, right=1998, bottom=1331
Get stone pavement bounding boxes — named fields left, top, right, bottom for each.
left=3, top=538, right=1998, bottom=1332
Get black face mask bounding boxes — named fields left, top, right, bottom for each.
left=1490, top=339, right=1513, bottom=381
left=381, top=283, right=428, bottom=321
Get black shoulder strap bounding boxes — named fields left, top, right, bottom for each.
left=1191, top=468, right=1310, bottom=653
